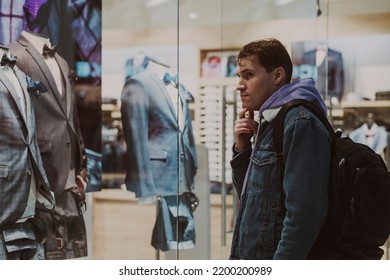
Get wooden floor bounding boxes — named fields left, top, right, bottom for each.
left=88, top=189, right=390, bottom=260
left=91, top=189, right=234, bottom=260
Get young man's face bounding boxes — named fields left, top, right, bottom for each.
left=236, top=57, right=278, bottom=112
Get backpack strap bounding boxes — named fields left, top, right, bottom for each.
left=273, top=99, right=335, bottom=155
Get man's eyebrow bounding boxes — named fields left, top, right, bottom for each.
left=239, top=69, right=252, bottom=76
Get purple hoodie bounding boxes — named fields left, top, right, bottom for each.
left=259, top=78, right=327, bottom=117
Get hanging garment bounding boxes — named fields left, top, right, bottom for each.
left=349, top=123, right=388, bottom=154
left=302, top=48, right=345, bottom=101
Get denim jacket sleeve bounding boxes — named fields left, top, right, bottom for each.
left=273, top=108, right=332, bottom=259
left=230, top=144, right=252, bottom=197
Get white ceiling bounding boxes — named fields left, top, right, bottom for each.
left=103, top=0, right=390, bottom=30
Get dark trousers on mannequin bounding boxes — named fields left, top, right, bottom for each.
left=151, top=195, right=196, bottom=252
left=37, top=191, right=88, bottom=259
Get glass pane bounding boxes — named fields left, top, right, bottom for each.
left=98, top=0, right=390, bottom=260
left=101, top=0, right=182, bottom=260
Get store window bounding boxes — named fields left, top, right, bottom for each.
left=1, top=0, right=387, bottom=261
left=100, top=0, right=390, bottom=260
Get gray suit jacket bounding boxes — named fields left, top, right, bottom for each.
left=120, top=68, right=198, bottom=199
left=0, top=67, right=54, bottom=227
left=9, top=34, right=87, bottom=196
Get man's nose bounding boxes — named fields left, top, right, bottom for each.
left=236, top=82, right=245, bottom=92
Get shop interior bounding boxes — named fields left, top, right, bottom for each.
left=85, top=0, right=390, bottom=260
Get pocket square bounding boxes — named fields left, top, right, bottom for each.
left=26, top=76, right=48, bottom=98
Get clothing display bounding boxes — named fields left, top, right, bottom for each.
left=120, top=62, right=198, bottom=251
left=151, top=195, right=196, bottom=251
left=302, top=48, right=344, bottom=101
left=120, top=63, right=198, bottom=202
left=0, top=0, right=103, bottom=155
left=0, top=46, right=55, bottom=259
left=1, top=0, right=389, bottom=264
left=72, top=0, right=101, bottom=79
left=349, top=122, right=388, bottom=154
left=9, top=31, right=88, bottom=259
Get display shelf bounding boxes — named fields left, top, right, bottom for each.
left=341, top=100, right=390, bottom=131
left=196, top=76, right=240, bottom=184
left=341, top=100, right=390, bottom=108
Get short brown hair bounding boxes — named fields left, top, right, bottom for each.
left=237, top=38, right=293, bottom=84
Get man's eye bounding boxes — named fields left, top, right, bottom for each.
left=244, top=73, right=253, bottom=79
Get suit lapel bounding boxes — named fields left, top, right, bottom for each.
left=0, top=69, right=28, bottom=137
left=19, top=36, right=67, bottom=116
left=149, top=69, right=177, bottom=123
left=14, top=68, right=33, bottom=139
left=178, top=85, right=188, bottom=130
left=54, top=54, right=72, bottom=119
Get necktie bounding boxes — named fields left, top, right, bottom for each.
left=42, top=44, right=57, bottom=57
left=1, top=53, right=17, bottom=68
left=163, top=72, right=177, bottom=85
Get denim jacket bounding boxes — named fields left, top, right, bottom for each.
left=230, top=105, right=332, bottom=259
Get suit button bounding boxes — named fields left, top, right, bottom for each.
left=66, top=142, right=71, bottom=148
left=26, top=170, right=32, bottom=176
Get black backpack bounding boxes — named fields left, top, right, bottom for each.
left=273, top=99, right=390, bottom=259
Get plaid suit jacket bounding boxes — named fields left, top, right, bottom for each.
left=0, top=65, right=54, bottom=227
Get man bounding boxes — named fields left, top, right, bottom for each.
left=0, top=46, right=55, bottom=259
left=230, top=38, right=332, bottom=259
left=9, top=31, right=88, bottom=259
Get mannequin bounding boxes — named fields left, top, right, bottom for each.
left=121, top=60, right=197, bottom=202
left=349, top=113, right=388, bottom=155
left=9, top=31, right=88, bottom=259
left=120, top=59, right=198, bottom=251
left=0, top=45, right=54, bottom=259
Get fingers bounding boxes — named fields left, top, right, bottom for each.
left=248, top=110, right=254, bottom=120
left=234, top=110, right=258, bottom=152
left=235, top=109, right=258, bottom=135
left=238, top=108, right=254, bottom=120
left=238, top=108, right=248, bottom=119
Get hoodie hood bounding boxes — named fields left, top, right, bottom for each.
left=258, top=78, right=327, bottom=118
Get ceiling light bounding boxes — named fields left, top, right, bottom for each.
left=145, top=0, right=170, bottom=8
left=275, top=0, right=295, bottom=6
left=189, top=12, right=198, bottom=19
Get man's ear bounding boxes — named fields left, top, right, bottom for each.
left=274, top=67, right=285, bottom=85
